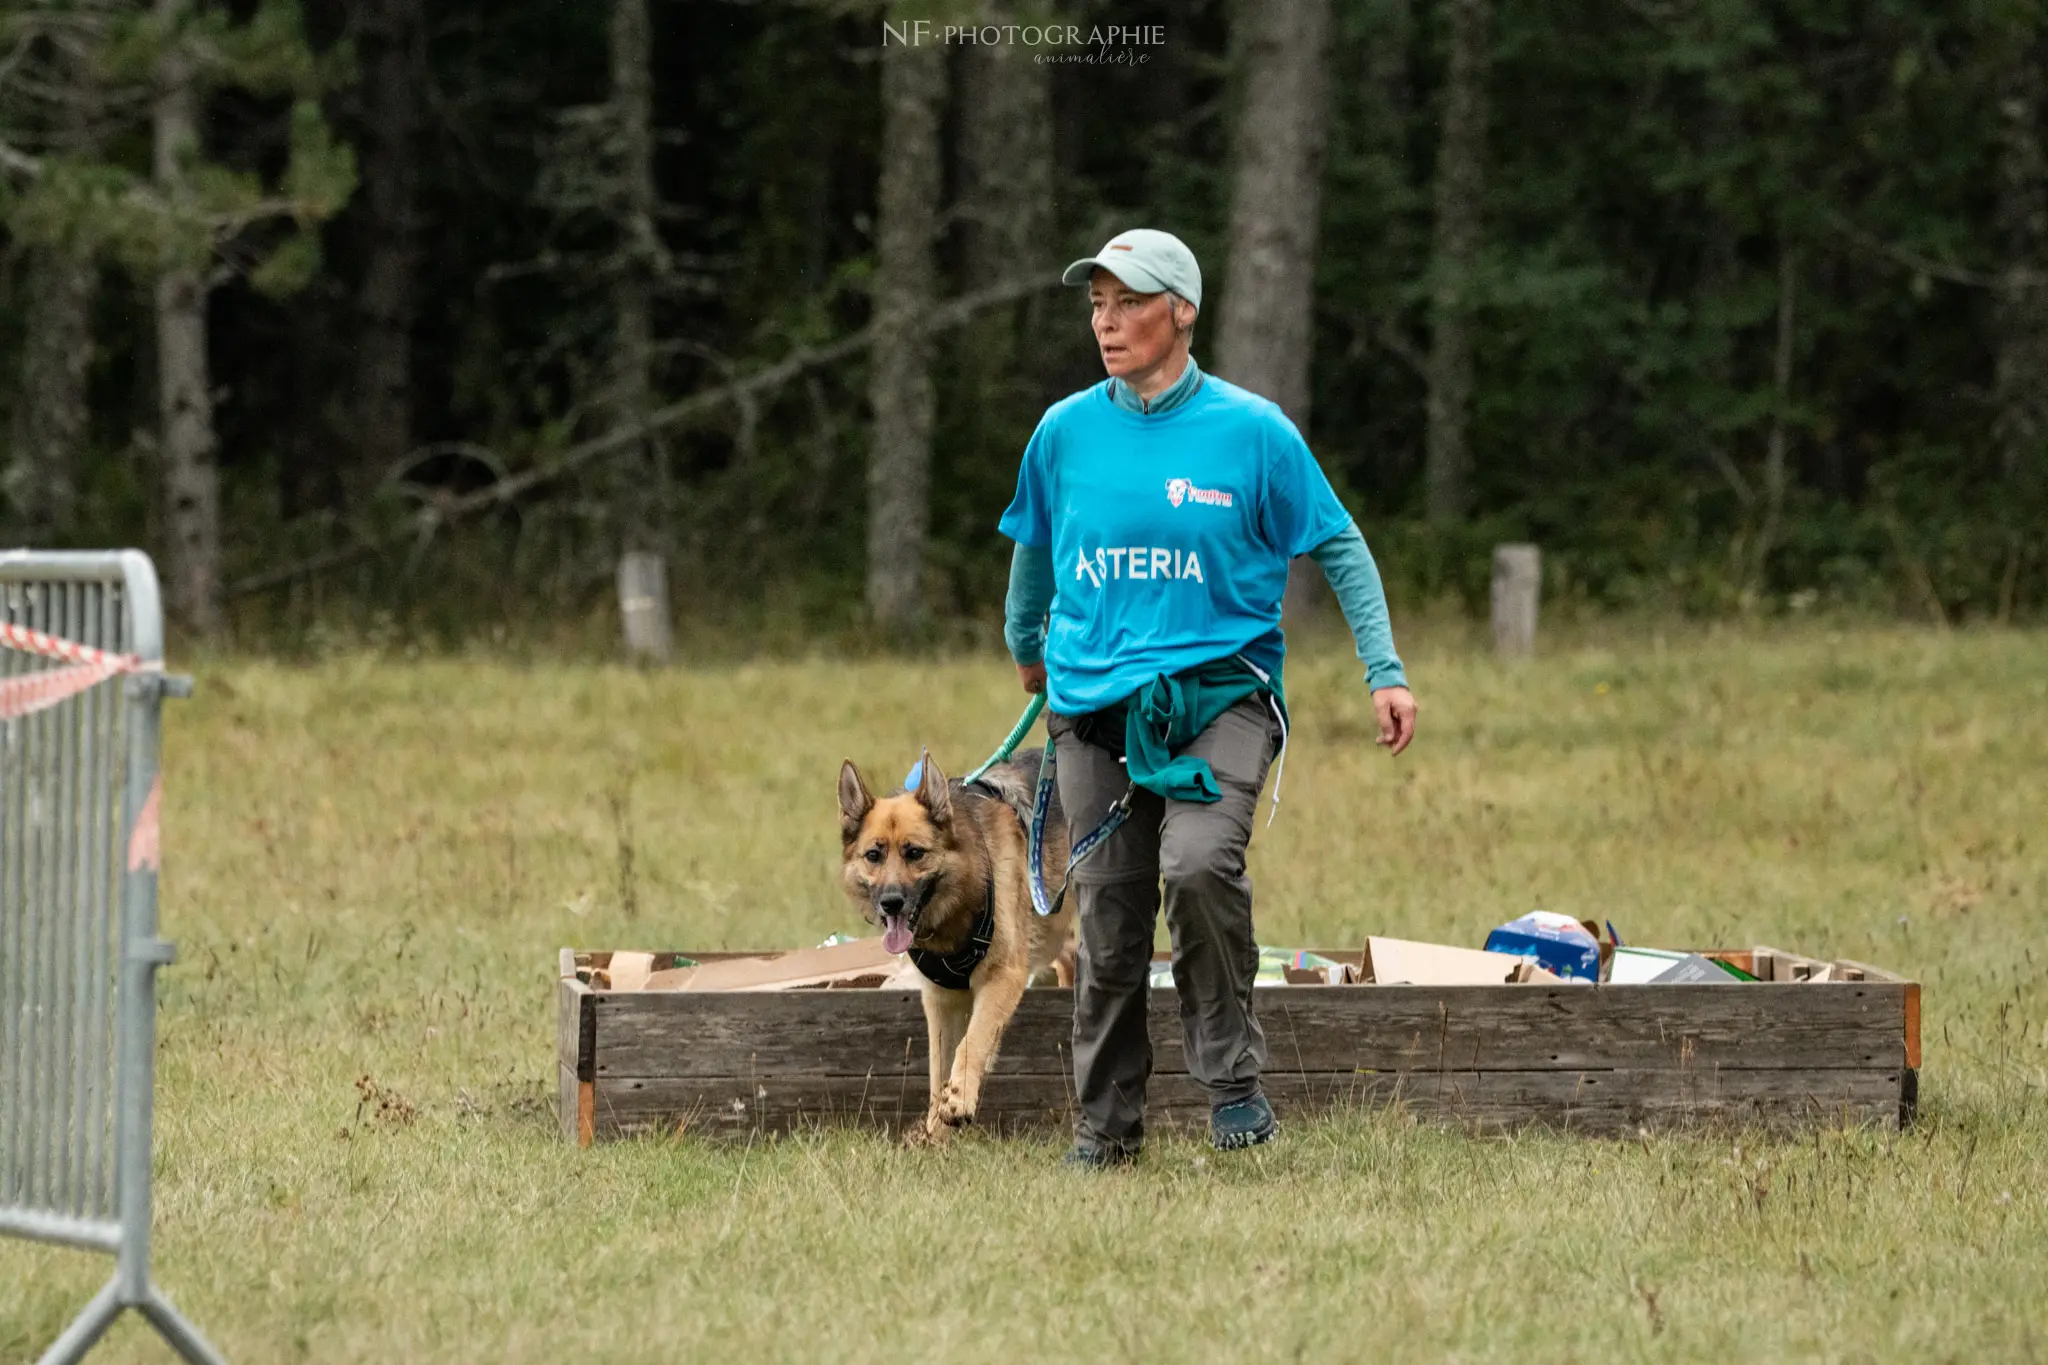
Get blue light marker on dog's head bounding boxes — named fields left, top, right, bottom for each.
left=903, top=750, right=926, bottom=792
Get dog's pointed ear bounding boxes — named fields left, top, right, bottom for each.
left=838, top=760, right=874, bottom=843
left=912, top=747, right=952, bottom=824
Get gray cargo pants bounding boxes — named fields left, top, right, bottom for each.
left=1046, top=695, right=1279, bottom=1151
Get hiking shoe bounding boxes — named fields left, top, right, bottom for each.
left=1211, top=1093, right=1278, bottom=1151
left=1060, top=1140, right=1137, bottom=1170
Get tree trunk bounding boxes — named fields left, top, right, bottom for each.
left=958, top=6, right=1054, bottom=291
left=864, top=32, right=944, bottom=630
left=6, top=15, right=102, bottom=545
left=354, top=0, right=425, bottom=491
left=609, top=0, right=663, bottom=553
left=1365, top=0, right=1415, bottom=139
left=955, top=3, right=1055, bottom=517
left=1218, top=0, right=1334, bottom=614
left=1751, top=242, right=1798, bottom=591
left=154, top=0, right=223, bottom=636
left=1218, top=0, right=1332, bottom=430
left=6, top=253, right=93, bottom=541
left=1992, top=29, right=2048, bottom=485
left=1424, top=0, right=1491, bottom=523
left=957, top=2, right=1055, bottom=366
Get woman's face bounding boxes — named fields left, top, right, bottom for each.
left=1088, top=269, right=1189, bottom=379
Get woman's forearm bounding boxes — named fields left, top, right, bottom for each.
left=1004, top=542, right=1056, bottom=665
left=1308, top=524, right=1407, bottom=690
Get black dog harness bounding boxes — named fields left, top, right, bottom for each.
left=908, top=875, right=994, bottom=990
left=903, top=779, right=1010, bottom=991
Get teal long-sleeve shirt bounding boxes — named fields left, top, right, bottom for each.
left=1004, top=523, right=1408, bottom=693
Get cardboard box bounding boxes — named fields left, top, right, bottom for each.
left=603, top=951, right=657, bottom=992
left=1483, top=912, right=1603, bottom=981
left=873, top=961, right=926, bottom=990
left=640, top=937, right=900, bottom=992
left=1363, top=937, right=1564, bottom=986
left=1283, top=962, right=1362, bottom=986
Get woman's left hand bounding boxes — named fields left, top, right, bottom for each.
left=1372, top=686, right=1417, bottom=756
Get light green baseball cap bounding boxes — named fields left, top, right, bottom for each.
left=1062, top=228, right=1202, bottom=311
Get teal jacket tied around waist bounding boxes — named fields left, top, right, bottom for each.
left=1119, top=657, right=1284, bottom=803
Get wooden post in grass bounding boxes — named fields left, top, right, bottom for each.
left=1491, top=543, right=1540, bottom=657
left=617, top=551, right=674, bottom=663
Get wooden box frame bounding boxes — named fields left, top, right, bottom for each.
left=556, top=946, right=1919, bottom=1144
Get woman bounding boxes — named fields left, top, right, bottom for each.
left=1000, top=228, right=1417, bottom=1167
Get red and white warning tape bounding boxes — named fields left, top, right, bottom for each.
left=0, top=620, right=169, bottom=871
left=0, top=620, right=156, bottom=721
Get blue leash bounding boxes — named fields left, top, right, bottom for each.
left=1026, top=735, right=1132, bottom=919
left=904, top=690, right=1130, bottom=920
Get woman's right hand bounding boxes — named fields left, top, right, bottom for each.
left=1018, top=661, right=1047, bottom=695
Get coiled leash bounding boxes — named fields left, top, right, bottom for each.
left=918, top=647, right=1295, bottom=923
left=962, top=691, right=1136, bottom=919
left=907, top=690, right=1132, bottom=921
left=1026, top=651, right=1287, bottom=912
left=1027, top=739, right=1131, bottom=919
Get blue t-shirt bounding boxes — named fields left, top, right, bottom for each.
left=997, top=375, right=1353, bottom=715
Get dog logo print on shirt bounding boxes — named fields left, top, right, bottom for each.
left=1165, top=477, right=1232, bottom=509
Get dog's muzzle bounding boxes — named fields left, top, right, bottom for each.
left=873, top=877, right=935, bottom=954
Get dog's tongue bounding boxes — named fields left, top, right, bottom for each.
left=883, top=919, right=913, bottom=955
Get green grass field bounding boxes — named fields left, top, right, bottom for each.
left=5, top=620, right=2046, bottom=1362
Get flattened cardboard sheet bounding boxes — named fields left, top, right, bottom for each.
left=639, top=937, right=900, bottom=992
left=1363, top=937, right=1563, bottom=986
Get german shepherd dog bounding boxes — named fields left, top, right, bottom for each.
left=838, top=748, right=1073, bottom=1142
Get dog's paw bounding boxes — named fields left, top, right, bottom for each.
left=936, top=1080, right=977, bottom=1128
left=905, top=1103, right=963, bottom=1146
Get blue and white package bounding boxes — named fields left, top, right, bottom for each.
left=1484, top=911, right=1601, bottom=982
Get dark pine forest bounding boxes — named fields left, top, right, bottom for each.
left=2, top=0, right=2043, bottom=644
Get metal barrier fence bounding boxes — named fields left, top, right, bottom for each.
left=0, top=551, right=224, bottom=1365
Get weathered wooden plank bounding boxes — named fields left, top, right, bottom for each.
left=586, top=1067, right=1905, bottom=1142
left=1837, top=958, right=1906, bottom=984
left=587, top=983, right=1908, bottom=1079
left=558, top=976, right=597, bottom=1078
left=1248, top=985, right=1906, bottom=1072
left=1755, top=944, right=1859, bottom=983
left=558, top=1061, right=579, bottom=1145
left=557, top=977, right=580, bottom=1069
